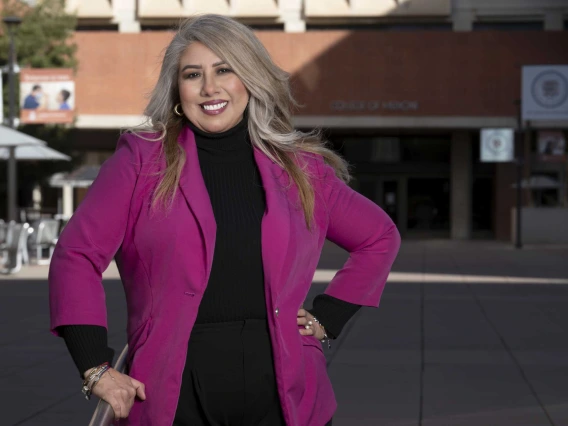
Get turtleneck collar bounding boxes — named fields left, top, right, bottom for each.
left=187, top=117, right=250, bottom=158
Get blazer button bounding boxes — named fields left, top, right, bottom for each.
left=275, top=308, right=279, bottom=317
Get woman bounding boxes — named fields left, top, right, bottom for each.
left=49, top=14, right=400, bottom=426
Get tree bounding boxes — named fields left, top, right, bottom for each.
left=0, top=0, right=77, bottom=69
left=0, top=0, right=78, bottom=217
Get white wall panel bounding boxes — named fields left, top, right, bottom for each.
left=182, top=0, right=230, bottom=16
left=65, top=0, right=113, bottom=18
left=306, top=0, right=450, bottom=17
left=231, top=0, right=279, bottom=17
left=352, top=0, right=449, bottom=16
left=138, top=0, right=183, bottom=18
left=305, top=0, right=350, bottom=17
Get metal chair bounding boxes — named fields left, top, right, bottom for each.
left=27, top=219, right=60, bottom=265
left=88, top=344, right=129, bottom=426
left=0, top=219, right=6, bottom=246
left=0, top=221, right=31, bottom=274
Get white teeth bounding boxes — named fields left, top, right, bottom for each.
left=202, top=102, right=227, bottom=111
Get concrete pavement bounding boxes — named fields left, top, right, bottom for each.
left=1, top=240, right=568, bottom=425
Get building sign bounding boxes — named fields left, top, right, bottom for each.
left=538, top=130, right=566, bottom=163
left=20, top=68, right=74, bottom=124
left=480, top=128, right=514, bottom=162
left=522, top=65, right=568, bottom=122
left=331, top=100, right=419, bottom=112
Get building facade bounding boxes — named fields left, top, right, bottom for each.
left=59, top=0, right=568, bottom=240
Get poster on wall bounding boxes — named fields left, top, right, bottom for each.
left=538, top=130, right=566, bottom=163
left=0, top=76, right=3, bottom=124
left=522, top=65, right=568, bottom=122
left=480, top=128, right=515, bottom=162
left=20, top=68, right=74, bottom=124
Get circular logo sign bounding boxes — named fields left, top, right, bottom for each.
left=485, top=132, right=507, bottom=155
left=531, top=71, right=568, bottom=109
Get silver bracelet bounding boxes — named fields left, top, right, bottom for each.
left=311, top=316, right=332, bottom=350
left=81, top=364, right=110, bottom=400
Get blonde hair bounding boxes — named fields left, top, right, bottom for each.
left=139, top=14, right=350, bottom=228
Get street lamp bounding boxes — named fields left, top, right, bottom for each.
left=3, top=16, right=22, bottom=222
left=4, top=16, right=22, bottom=129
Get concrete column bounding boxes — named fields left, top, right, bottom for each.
left=62, top=184, right=74, bottom=218
left=451, top=131, right=472, bottom=240
left=494, top=163, right=516, bottom=241
left=398, top=177, right=408, bottom=238
left=544, top=10, right=563, bottom=31
left=452, top=9, right=474, bottom=32
left=113, top=0, right=141, bottom=33
left=7, top=146, right=17, bottom=222
left=279, top=0, right=306, bottom=32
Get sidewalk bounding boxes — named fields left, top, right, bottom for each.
left=5, top=239, right=568, bottom=283
left=0, top=259, right=121, bottom=280
left=1, top=240, right=568, bottom=425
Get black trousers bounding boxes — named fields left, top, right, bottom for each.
left=173, top=319, right=332, bottom=426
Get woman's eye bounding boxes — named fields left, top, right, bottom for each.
left=185, top=73, right=200, bottom=79
left=218, top=68, right=232, bottom=74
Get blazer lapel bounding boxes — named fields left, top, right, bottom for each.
left=254, top=148, right=291, bottom=306
left=177, top=126, right=217, bottom=277
left=175, top=125, right=290, bottom=303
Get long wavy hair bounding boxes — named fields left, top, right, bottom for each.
left=138, top=14, right=350, bottom=228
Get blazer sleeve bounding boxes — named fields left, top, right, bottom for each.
left=318, top=160, right=401, bottom=307
left=49, top=134, right=141, bottom=336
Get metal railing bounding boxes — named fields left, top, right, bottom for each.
left=88, top=344, right=129, bottom=426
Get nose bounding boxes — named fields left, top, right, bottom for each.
left=201, top=74, right=220, bottom=97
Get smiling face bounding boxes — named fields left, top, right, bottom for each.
left=177, top=42, right=249, bottom=133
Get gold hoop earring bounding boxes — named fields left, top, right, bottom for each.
left=173, top=103, right=183, bottom=117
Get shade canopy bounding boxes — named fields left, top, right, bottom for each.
left=0, top=125, right=47, bottom=147
left=50, top=165, right=99, bottom=188
left=0, top=144, right=70, bottom=161
left=0, top=125, right=68, bottom=221
left=512, top=175, right=561, bottom=189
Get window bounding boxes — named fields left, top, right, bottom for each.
left=529, top=173, right=561, bottom=207
left=401, top=137, right=450, bottom=163
left=473, top=21, right=544, bottom=31
left=307, top=22, right=452, bottom=31
left=343, top=137, right=401, bottom=163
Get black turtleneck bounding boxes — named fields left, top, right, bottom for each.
left=60, top=118, right=360, bottom=376
left=190, top=118, right=268, bottom=323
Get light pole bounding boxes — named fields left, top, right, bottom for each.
left=3, top=16, right=22, bottom=222
left=514, top=99, right=523, bottom=249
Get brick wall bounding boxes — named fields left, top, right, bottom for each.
left=73, top=30, right=568, bottom=117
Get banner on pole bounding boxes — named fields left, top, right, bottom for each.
left=522, top=65, right=568, bottom=122
left=20, top=68, right=74, bottom=124
left=0, top=75, right=3, bottom=125
left=538, top=130, right=566, bottom=163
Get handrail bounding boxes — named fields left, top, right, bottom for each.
left=88, top=344, right=129, bottom=426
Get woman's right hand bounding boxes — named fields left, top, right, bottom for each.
left=86, top=368, right=146, bottom=419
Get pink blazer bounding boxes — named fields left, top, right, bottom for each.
left=49, top=126, right=401, bottom=426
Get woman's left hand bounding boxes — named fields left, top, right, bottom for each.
left=297, top=309, right=326, bottom=340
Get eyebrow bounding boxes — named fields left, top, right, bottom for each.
left=181, top=61, right=227, bottom=72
